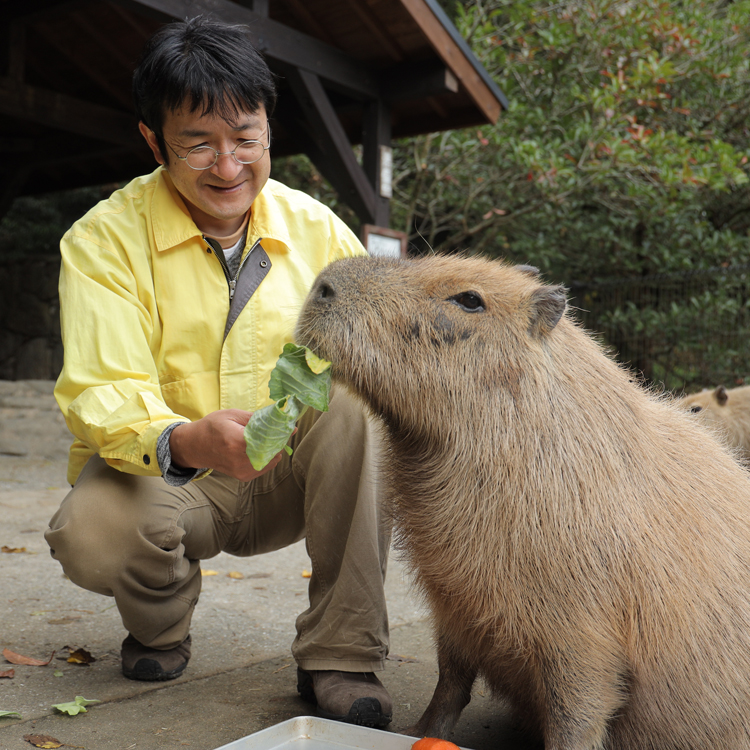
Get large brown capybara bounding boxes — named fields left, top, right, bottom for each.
left=295, top=254, right=750, bottom=750
left=677, top=384, right=750, bottom=463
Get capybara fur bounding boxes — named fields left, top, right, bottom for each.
left=296, top=254, right=750, bottom=750
left=677, top=384, right=750, bottom=462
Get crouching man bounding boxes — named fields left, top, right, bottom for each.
left=44, top=15, right=392, bottom=729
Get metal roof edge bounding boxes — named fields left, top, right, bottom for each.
left=421, top=0, right=509, bottom=111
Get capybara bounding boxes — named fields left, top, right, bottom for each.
left=677, top=384, right=750, bottom=462
left=295, top=254, right=750, bottom=750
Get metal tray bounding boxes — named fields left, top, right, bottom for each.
left=213, top=716, right=446, bottom=750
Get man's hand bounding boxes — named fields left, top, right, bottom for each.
left=169, top=409, right=286, bottom=482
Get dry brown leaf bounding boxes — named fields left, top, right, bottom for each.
left=48, top=616, right=82, bottom=626
left=201, top=569, right=219, bottom=576
left=227, top=571, right=244, bottom=579
left=1, top=545, right=26, bottom=553
left=23, top=734, right=62, bottom=748
left=246, top=572, right=271, bottom=579
left=301, top=569, right=312, bottom=578
left=0, top=668, right=15, bottom=678
left=66, top=647, right=96, bottom=665
left=3, top=648, right=55, bottom=666
left=386, top=653, right=419, bottom=664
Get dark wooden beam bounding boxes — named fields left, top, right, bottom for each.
left=284, top=67, right=376, bottom=225
left=339, top=0, right=405, bottom=62
left=116, top=0, right=380, bottom=99
left=0, top=80, right=141, bottom=148
left=0, top=0, right=89, bottom=25
left=383, top=61, right=458, bottom=103
left=362, top=98, right=391, bottom=227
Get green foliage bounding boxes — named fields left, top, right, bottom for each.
left=390, top=0, right=750, bottom=284
left=0, top=186, right=118, bottom=258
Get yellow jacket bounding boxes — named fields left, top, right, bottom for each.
left=55, top=167, right=366, bottom=485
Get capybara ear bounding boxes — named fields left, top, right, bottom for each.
left=515, top=264, right=540, bottom=277
left=528, top=285, right=567, bottom=336
left=715, top=385, right=728, bottom=406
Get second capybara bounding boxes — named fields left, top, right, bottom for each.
left=677, top=384, right=750, bottom=462
left=295, top=254, right=750, bottom=750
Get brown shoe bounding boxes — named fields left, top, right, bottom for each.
left=121, top=634, right=191, bottom=681
left=297, top=668, right=392, bottom=728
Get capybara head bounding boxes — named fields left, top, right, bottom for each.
left=296, top=255, right=567, bottom=435
left=678, top=384, right=750, bottom=461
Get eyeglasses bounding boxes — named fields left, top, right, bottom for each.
left=166, top=123, right=271, bottom=170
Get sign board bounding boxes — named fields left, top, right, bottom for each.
left=362, top=225, right=408, bottom=259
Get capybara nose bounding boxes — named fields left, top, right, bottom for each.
left=315, top=278, right=336, bottom=302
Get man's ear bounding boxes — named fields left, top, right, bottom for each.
left=138, top=122, right=165, bottom=166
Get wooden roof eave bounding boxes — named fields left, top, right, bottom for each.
left=398, top=0, right=508, bottom=125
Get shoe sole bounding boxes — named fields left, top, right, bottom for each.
left=122, top=658, right=188, bottom=682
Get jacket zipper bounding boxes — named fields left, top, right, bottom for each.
left=205, top=237, right=262, bottom=302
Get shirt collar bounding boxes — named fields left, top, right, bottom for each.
left=151, top=168, right=291, bottom=254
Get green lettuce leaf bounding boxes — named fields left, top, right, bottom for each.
left=244, top=345, right=332, bottom=471
left=269, top=343, right=331, bottom=412
left=244, top=396, right=306, bottom=470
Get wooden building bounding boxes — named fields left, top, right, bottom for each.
left=0, top=0, right=507, bottom=227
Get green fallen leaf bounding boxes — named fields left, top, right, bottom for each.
left=268, top=343, right=331, bottom=412
left=51, top=696, right=100, bottom=715
left=53, top=670, right=63, bottom=677
left=244, top=345, right=331, bottom=470
left=0, top=710, right=21, bottom=718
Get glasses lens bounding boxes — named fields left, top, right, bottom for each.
left=186, top=146, right=217, bottom=170
left=234, top=141, right=265, bottom=164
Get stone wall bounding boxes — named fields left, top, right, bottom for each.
left=0, top=257, right=62, bottom=381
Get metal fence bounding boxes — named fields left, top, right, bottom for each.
left=568, top=264, right=750, bottom=394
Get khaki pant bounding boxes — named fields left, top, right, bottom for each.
left=45, top=387, right=391, bottom=672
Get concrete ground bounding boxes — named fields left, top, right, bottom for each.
left=0, top=381, right=536, bottom=750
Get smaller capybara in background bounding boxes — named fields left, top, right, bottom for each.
left=296, top=254, right=750, bottom=750
left=677, top=384, right=750, bottom=462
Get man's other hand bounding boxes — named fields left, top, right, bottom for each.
left=169, top=410, right=286, bottom=482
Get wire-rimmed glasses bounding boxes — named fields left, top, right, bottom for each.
left=167, top=123, right=271, bottom=170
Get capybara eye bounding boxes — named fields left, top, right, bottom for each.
left=448, top=292, right=485, bottom=312
left=691, top=405, right=703, bottom=413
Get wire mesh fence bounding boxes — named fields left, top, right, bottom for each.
left=568, top=264, right=750, bottom=395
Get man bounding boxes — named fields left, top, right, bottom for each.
left=44, top=16, right=393, bottom=729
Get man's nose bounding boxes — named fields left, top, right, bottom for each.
left=210, top=150, right=243, bottom=181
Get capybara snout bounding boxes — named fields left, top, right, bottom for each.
left=297, top=254, right=750, bottom=750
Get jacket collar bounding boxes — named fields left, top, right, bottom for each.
left=151, top=167, right=291, bottom=254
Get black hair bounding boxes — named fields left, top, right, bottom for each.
left=132, top=15, right=277, bottom=162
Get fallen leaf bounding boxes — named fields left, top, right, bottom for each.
left=246, top=572, right=271, bottom=579
left=51, top=696, right=100, bottom=715
left=0, top=709, right=21, bottom=718
left=3, top=648, right=55, bottom=666
left=387, top=653, right=419, bottom=663
left=227, top=571, right=244, bottom=579
left=1, top=546, right=26, bottom=553
left=0, top=669, right=15, bottom=678
left=23, top=734, right=63, bottom=748
left=301, top=569, right=312, bottom=578
left=53, top=670, right=63, bottom=677
left=66, top=648, right=96, bottom=665
left=201, top=569, right=219, bottom=576
left=48, top=616, right=82, bottom=625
